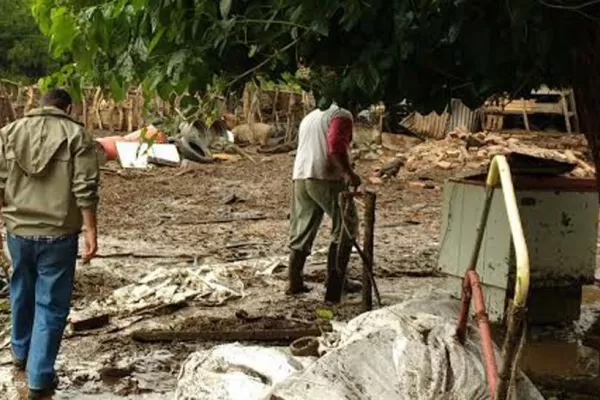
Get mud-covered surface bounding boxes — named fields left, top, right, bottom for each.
left=0, top=145, right=446, bottom=399
left=0, top=135, right=599, bottom=399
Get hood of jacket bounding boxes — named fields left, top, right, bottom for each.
left=6, top=107, right=82, bottom=176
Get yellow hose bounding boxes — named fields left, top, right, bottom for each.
left=485, top=155, right=530, bottom=307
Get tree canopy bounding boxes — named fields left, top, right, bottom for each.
left=30, top=0, right=596, bottom=112
left=0, top=0, right=60, bottom=82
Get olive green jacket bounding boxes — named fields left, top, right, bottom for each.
left=0, top=107, right=99, bottom=236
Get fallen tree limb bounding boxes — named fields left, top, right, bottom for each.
left=82, top=252, right=205, bottom=259
left=177, top=215, right=267, bottom=225
left=131, top=327, right=321, bottom=343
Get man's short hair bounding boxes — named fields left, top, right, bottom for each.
left=41, top=88, right=72, bottom=111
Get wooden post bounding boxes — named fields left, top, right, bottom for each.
left=561, top=92, right=573, bottom=134
left=568, top=88, right=581, bottom=133
left=520, top=98, right=530, bottom=132
left=362, top=191, right=376, bottom=312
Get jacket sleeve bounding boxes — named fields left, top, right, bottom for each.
left=71, top=127, right=99, bottom=209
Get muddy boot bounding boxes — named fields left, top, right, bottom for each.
left=286, top=250, right=310, bottom=295
left=322, top=275, right=362, bottom=293
left=325, top=241, right=352, bottom=303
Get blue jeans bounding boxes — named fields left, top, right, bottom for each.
left=8, top=233, right=78, bottom=390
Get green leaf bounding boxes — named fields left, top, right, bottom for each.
left=49, top=7, right=78, bottom=57
left=316, top=308, right=334, bottom=320
left=110, top=76, right=125, bottom=101
left=131, top=0, right=147, bottom=11
left=167, top=50, right=187, bottom=76
left=112, top=0, right=128, bottom=17
left=290, top=5, right=303, bottom=22
left=220, top=0, right=232, bottom=19
left=248, top=45, right=258, bottom=58
left=148, top=25, right=166, bottom=54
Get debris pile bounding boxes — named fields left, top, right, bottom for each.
left=404, top=130, right=595, bottom=178
left=71, top=256, right=286, bottom=324
left=79, top=262, right=248, bottom=318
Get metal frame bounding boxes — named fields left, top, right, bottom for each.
left=455, top=155, right=531, bottom=400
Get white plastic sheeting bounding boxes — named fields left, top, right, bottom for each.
left=175, top=291, right=544, bottom=400
left=175, top=344, right=306, bottom=400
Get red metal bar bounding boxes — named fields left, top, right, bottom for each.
left=468, top=271, right=499, bottom=399
left=456, top=273, right=473, bottom=344
left=456, top=270, right=499, bottom=400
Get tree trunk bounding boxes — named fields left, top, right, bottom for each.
left=573, top=21, right=600, bottom=202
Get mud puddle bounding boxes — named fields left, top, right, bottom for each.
left=515, top=285, right=600, bottom=399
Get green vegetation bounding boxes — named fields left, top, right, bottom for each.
left=0, top=0, right=60, bottom=82
left=29, top=0, right=600, bottom=185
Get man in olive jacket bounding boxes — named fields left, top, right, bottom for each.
left=0, top=88, right=99, bottom=399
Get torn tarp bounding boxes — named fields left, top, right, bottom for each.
left=175, top=291, right=544, bottom=400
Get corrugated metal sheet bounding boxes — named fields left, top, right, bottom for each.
left=447, top=99, right=479, bottom=133
left=400, top=110, right=450, bottom=140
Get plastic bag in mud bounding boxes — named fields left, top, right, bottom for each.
left=175, top=344, right=306, bottom=400
left=175, top=291, right=544, bottom=400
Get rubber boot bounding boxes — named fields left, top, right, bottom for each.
left=322, top=267, right=362, bottom=293
left=345, top=277, right=363, bottom=293
left=286, top=250, right=310, bottom=295
left=325, top=241, right=352, bottom=303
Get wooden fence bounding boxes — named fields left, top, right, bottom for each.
left=0, top=82, right=315, bottom=136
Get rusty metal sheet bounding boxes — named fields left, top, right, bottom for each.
left=400, top=110, right=449, bottom=140
left=447, top=99, right=479, bottom=133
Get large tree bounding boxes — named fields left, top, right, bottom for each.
left=0, top=0, right=60, bottom=81
left=30, top=0, right=600, bottom=184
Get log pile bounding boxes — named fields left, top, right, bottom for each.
left=404, top=129, right=595, bottom=178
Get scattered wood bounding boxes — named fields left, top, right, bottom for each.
left=70, top=314, right=110, bottom=332
left=131, top=326, right=322, bottom=343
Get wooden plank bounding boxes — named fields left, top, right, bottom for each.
left=131, top=327, right=322, bottom=343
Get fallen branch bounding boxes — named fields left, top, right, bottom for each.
left=82, top=252, right=204, bottom=259
left=178, top=215, right=267, bottom=225
left=131, top=327, right=321, bottom=343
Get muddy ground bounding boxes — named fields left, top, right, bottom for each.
left=0, top=133, right=599, bottom=399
